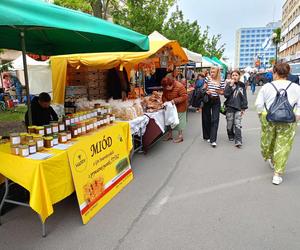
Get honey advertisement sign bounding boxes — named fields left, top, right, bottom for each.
left=67, top=122, right=133, bottom=224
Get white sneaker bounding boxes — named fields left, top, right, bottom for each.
left=267, top=159, right=274, bottom=170
left=204, top=139, right=210, bottom=143
left=272, top=175, right=283, bottom=185
left=211, top=142, right=217, bottom=148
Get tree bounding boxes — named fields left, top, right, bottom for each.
left=162, top=6, right=225, bottom=58
left=54, top=0, right=117, bottom=19
left=112, top=0, right=175, bottom=35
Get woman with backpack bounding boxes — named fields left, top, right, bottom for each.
left=224, top=70, right=248, bottom=148
left=255, top=63, right=300, bottom=185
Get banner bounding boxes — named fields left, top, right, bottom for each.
left=67, top=122, right=133, bottom=224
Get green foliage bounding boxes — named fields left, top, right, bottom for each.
left=162, top=6, right=225, bottom=58
left=112, top=0, right=175, bottom=35
left=272, top=28, right=281, bottom=45
left=54, top=0, right=117, bottom=19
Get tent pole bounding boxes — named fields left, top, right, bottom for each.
left=20, top=31, right=32, bottom=125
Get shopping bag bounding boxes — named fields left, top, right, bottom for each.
left=164, top=101, right=179, bottom=129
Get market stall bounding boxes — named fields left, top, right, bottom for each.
left=0, top=118, right=133, bottom=235
left=50, top=31, right=188, bottom=153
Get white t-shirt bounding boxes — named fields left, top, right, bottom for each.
left=255, top=80, right=300, bottom=115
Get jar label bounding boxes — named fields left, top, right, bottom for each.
left=82, top=126, right=86, bottom=132
left=74, top=130, right=78, bottom=136
left=12, top=137, right=21, bottom=145
left=67, top=134, right=72, bottom=140
left=53, top=127, right=58, bottom=133
left=66, top=120, right=71, bottom=126
left=78, top=128, right=82, bottom=134
left=97, top=121, right=101, bottom=127
left=29, top=146, right=37, bottom=154
left=37, top=141, right=44, bottom=148
left=83, top=115, right=87, bottom=120
left=59, top=124, right=65, bottom=131
left=46, top=128, right=52, bottom=134
left=39, top=130, right=45, bottom=135
left=71, top=118, right=75, bottom=124
left=53, top=138, right=58, bottom=145
left=62, top=136, right=67, bottom=142
left=51, top=141, right=54, bottom=147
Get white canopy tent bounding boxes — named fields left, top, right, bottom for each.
left=9, top=55, right=52, bottom=96
left=196, top=57, right=215, bottom=68
left=183, top=48, right=202, bottom=63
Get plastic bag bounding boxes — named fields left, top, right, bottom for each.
left=164, top=101, right=179, bottom=129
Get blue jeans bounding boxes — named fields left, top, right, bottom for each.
left=250, top=82, right=256, bottom=94
left=16, top=88, right=22, bottom=103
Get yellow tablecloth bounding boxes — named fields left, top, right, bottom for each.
left=0, top=122, right=132, bottom=222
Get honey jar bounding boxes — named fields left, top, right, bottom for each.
left=33, top=135, right=44, bottom=152
left=20, top=133, right=27, bottom=144
left=26, top=134, right=34, bottom=143
left=35, top=126, right=45, bottom=136
left=19, top=145, right=29, bottom=157
left=59, top=121, right=65, bottom=132
left=27, top=126, right=37, bottom=134
left=65, top=116, right=71, bottom=126
left=81, top=122, right=87, bottom=135
left=10, top=133, right=21, bottom=145
left=69, top=124, right=78, bottom=138
left=58, top=132, right=68, bottom=143
left=50, top=122, right=59, bottom=134
left=11, top=145, right=19, bottom=155
left=44, top=125, right=52, bottom=135
left=44, top=136, right=54, bottom=148
left=28, top=140, right=37, bottom=154
left=53, top=133, right=59, bottom=146
left=66, top=131, right=72, bottom=141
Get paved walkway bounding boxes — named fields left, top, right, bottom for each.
left=1, top=90, right=300, bottom=250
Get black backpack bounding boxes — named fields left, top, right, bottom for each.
left=265, top=81, right=296, bottom=123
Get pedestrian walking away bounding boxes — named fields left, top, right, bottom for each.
left=255, top=62, right=300, bottom=185
left=249, top=72, right=256, bottom=95
left=162, top=76, right=188, bottom=143
left=201, top=66, right=225, bottom=148
left=224, top=70, right=248, bottom=148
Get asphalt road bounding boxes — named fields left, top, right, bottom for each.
left=1, top=89, right=300, bottom=250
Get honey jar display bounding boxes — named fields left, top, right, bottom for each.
left=10, top=133, right=21, bottom=145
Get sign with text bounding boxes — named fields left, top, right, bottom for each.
left=67, top=122, right=133, bottom=224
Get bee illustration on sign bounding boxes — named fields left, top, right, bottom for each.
left=73, top=150, right=88, bottom=172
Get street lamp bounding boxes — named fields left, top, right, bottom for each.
left=272, top=32, right=278, bottom=63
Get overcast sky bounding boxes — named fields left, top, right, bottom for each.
left=175, top=0, right=283, bottom=65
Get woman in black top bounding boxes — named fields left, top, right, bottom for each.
left=224, top=70, right=248, bottom=148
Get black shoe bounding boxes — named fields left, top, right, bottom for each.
left=228, top=137, right=234, bottom=142
left=235, top=142, right=242, bottom=148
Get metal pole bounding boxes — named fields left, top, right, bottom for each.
left=275, top=43, right=278, bottom=63
left=20, top=31, right=32, bottom=125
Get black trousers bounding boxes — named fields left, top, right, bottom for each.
left=202, top=97, right=221, bottom=143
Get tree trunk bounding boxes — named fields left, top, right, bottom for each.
left=90, top=0, right=103, bottom=19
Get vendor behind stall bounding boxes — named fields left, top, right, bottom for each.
left=162, top=75, right=188, bottom=143
left=25, top=92, right=58, bottom=126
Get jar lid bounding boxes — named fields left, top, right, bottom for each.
left=28, top=126, right=37, bottom=129
left=33, top=134, right=43, bottom=138
left=10, top=133, right=19, bottom=137
left=44, top=136, right=53, bottom=140
left=36, top=126, right=44, bottom=130
left=19, top=145, right=29, bottom=149
left=44, top=125, right=51, bottom=128
left=20, top=132, right=28, bottom=136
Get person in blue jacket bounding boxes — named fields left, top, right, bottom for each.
left=10, top=74, right=23, bottom=104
